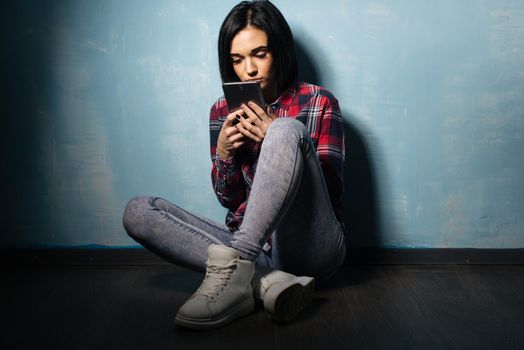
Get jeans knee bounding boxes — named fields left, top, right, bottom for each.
left=123, top=195, right=151, bottom=238
left=267, top=117, right=308, bottom=141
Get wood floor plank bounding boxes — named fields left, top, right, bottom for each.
left=399, top=265, right=524, bottom=349
left=339, top=265, right=436, bottom=349
left=2, top=265, right=523, bottom=349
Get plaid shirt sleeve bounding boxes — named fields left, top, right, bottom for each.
left=209, top=99, right=246, bottom=210
left=317, top=95, right=345, bottom=218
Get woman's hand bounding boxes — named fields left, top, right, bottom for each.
left=217, top=111, right=247, bottom=160
left=235, top=101, right=277, bottom=143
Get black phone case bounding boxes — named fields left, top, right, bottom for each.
left=222, top=81, right=265, bottom=112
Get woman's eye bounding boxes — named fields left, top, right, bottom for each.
left=255, top=52, right=267, bottom=58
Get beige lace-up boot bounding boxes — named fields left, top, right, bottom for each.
left=252, top=268, right=315, bottom=322
left=175, top=244, right=255, bottom=330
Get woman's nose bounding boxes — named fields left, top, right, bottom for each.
left=245, top=58, right=258, bottom=76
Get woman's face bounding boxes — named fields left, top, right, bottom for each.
left=230, top=25, right=276, bottom=101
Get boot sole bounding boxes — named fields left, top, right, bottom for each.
left=174, top=297, right=255, bottom=330
left=264, top=276, right=315, bottom=322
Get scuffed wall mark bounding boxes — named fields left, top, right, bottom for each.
left=489, top=6, right=524, bottom=59
left=86, top=40, right=108, bottom=54
left=365, top=3, right=399, bottom=20
left=477, top=215, right=499, bottom=241
left=443, top=195, right=458, bottom=248
left=443, top=193, right=469, bottom=248
left=490, top=10, right=512, bottom=19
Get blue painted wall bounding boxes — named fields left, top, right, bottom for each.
left=3, top=0, right=524, bottom=249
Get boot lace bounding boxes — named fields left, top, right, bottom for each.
left=194, top=262, right=237, bottom=298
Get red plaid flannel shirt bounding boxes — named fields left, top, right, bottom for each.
left=210, top=82, right=345, bottom=247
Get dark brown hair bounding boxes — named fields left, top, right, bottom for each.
left=218, top=1, right=298, bottom=94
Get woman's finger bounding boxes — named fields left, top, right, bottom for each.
left=241, top=103, right=263, bottom=126
left=229, top=131, right=245, bottom=143
left=224, top=110, right=244, bottom=127
left=223, top=115, right=235, bottom=127
left=237, top=115, right=264, bottom=139
left=232, top=140, right=245, bottom=149
left=236, top=123, right=262, bottom=142
left=247, top=101, right=271, bottom=122
left=225, top=125, right=240, bottom=137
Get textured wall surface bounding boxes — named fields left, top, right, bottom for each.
left=3, top=1, right=524, bottom=248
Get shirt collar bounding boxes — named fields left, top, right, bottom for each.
left=269, top=83, right=297, bottom=111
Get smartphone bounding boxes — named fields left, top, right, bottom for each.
left=222, top=81, right=265, bottom=113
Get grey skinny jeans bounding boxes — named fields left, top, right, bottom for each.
left=123, top=118, right=346, bottom=284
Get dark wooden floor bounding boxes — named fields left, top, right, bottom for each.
left=3, top=264, right=524, bottom=350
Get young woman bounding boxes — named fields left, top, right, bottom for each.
left=123, top=0, right=346, bottom=330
